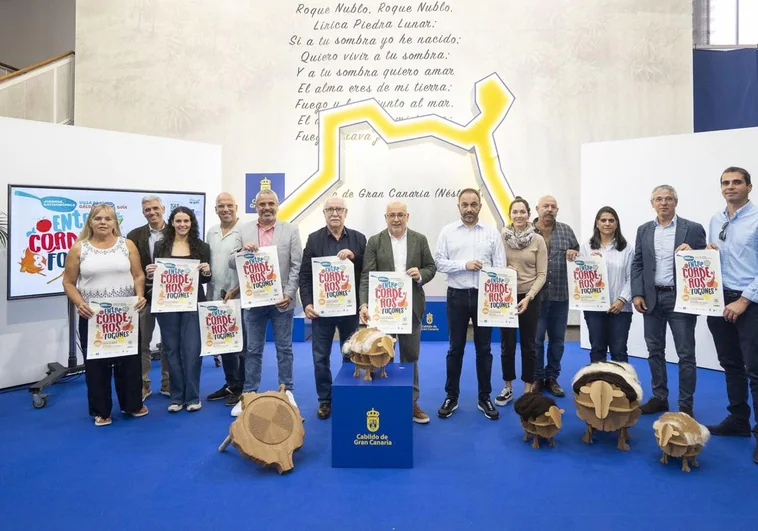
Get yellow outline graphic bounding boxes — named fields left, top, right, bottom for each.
left=278, top=73, right=515, bottom=224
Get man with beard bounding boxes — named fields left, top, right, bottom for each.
left=532, top=195, right=579, bottom=398
left=227, top=189, right=302, bottom=416
left=435, top=189, right=506, bottom=420
left=127, top=195, right=170, bottom=400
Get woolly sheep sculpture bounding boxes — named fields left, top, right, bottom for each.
left=653, top=412, right=710, bottom=472
left=514, top=392, right=565, bottom=449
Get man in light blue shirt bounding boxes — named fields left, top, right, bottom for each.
left=704, top=167, right=758, bottom=464
left=434, top=188, right=506, bottom=420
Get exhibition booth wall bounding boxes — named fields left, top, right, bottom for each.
left=0, top=117, right=222, bottom=388
left=580, top=125, right=758, bottom=371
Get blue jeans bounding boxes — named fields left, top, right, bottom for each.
left=221, top=352, right=244, bottom=393
left=311, top=315, right=359, bottom=403
left=156, top=311, right=202, bottom=406
left=642, top=289, right=697, bottom=409
left=584, top=311, right=633, bottom=363
left=534, top=300, right=569, bottom=380
left=242, top=306, right=295, bottom=393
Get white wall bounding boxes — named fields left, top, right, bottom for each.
left=73, top=1, right=694, bottom=297
left=0, top=0, right=76, bottom=69
left=580, top=126, right=758, bottom=370
left=0, top=117, right=222, bottom=389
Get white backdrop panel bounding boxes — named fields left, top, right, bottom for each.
left=0, top=117, right=222, bottom=389
left=580, top=126, right=758, bottom=371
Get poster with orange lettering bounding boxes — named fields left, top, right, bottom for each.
left=151, top=258, right=200, bottom=313
left=235, top=246, right=282, bottom=309
left=675, top=250, right=724, bottom=316
left=198, top=300, right=243, bottom=356
left=477, top=268, right=518, bottom=328
left=87, top=297, right=139, bottom=359
left=368, top=272, right=413, bottom=334
left=567, top=256, right=610, bottom=311
left=312, top=258, right=356, bottom=317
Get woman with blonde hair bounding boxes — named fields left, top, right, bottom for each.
left=63, top=203, right=148, bottom=426
left=496, top=197, right=547, bottom=406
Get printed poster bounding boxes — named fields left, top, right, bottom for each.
left=567, top=256, right=611, bottom=311
left=675, top=250, right=724, bottom=316
left=312, top=257, right=356, bottom=317
left=368, top=272, right=413, bottom=334
left=236, top=246, right=283, bottom=308
left=151, top=258, right=200, bottom=313
left=199, top=300, right=243, bottom=356
left=87, top=297, right=139, bottom=360
left=477, top=267, right=519, bottom=328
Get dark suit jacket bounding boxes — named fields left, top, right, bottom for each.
left=360, top=228, right=436, bottom=321
left=299, top=226, right=367, bottom=310
left=126, top=224, right=157, bottom=272
left=631, top=216, right=706, bottom=313
left=152, top=239, right=212, bottom=303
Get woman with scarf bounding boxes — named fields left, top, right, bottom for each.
left=495, top=197, right=547, bottom=406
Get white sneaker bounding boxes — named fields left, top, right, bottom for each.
left=494, top=386, right=513, bottom=407
left=167, top=404, right=183, bottom=413
left=231, top=401, right=243, bottom=417
left=187, top=402, right=202, bottom=412
left=285, top=390, right=298, bottom=409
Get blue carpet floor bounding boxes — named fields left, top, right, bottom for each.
left=0, top=341, right=755, bottom=530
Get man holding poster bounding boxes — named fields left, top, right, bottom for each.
left=299, top=197, right=366, bottom=420
left=631, top=185, right=706, bottom=418
left=704, top=167, right=758, bottom=463
left=434, top=189, right=506, bottom=421
left=228, top=189, right=302, bottom=416
left=360, top=200, right=436, bottom=424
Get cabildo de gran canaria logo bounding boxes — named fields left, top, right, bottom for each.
left=354, top=407, right=392, bottom=447
left=366, top=407, right=380, bottom=432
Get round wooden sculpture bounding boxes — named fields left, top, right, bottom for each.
left=574, top=380, right=641, bottom=451
left=520, top=406, right=564, bottom=449
left=218, top=385, right=305, bottom=474
left=350, top=350, right=394, bottom=381
left=653, top=412, right=709, bottom=472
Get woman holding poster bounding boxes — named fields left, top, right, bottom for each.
left=577, top=207, right=634, bottom=363
left=62, top=204, right=149, bottom=426
left=496, top=197, right=547, bottom=406
left=148, top=207, right=211, bottom=413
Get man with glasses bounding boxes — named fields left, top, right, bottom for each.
left=631, top=184, right=706, bottom=417
left=704, top=167, right=758, bottom=464
left=299, top=197, right=366, bottom=420
left=359, top=200, right=436, bottom=424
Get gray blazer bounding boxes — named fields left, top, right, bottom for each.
left=630, top=216, right=706, bottom=313
left=228, top=220, right=302, bottom=311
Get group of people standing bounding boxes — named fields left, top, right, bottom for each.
left=62, top=167, right=757, bottom=464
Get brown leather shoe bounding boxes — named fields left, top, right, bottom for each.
left=640, top=397, right=669, bottom=415
left=413, top=402, right=430, bottom=424
left=544, top=378, right=565, bottom=398
left=317, top=402, right=331, bottom=420
left=532, top=379, right=544, bottom=394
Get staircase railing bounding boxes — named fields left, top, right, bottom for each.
left=0, top=51, right=75, bottom=124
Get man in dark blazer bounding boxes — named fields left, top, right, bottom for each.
left=631, top=184, right=706, bottom=417
left=126, top=194, right=169, bottom=400
left=360, top=200, right=436, bottom=424
left=299, top=197, right=367, bottom=420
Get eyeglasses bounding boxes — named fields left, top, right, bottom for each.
left=719, top=221, right=729, bottom=241
left=385, top=213, right=407, bottom=220
left=323, top=207, right=345, bottom=214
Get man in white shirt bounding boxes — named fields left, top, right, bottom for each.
left=434, top=188, right=506, bottom=420
left=204, top=193, right=245, bottom=407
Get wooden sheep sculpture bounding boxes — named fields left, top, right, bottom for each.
left=653, top=412, right=710, bottom=472
left=218, top=385, right=305, bottom=474
left=514, top=392, right=565, bottom=449
left=572, top=361, right=643, bottom=451
left=341, top=327, right=396, bottom=381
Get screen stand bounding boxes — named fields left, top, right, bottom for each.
left=28, top=299, right=84, bottom=408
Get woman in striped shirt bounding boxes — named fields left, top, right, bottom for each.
left=577, top=206, right=634, bottom=363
